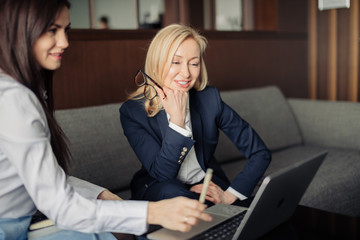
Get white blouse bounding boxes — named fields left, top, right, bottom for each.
left=167, top=99, right=247, bottom=200
left=0, top=70, right=148, bottom=235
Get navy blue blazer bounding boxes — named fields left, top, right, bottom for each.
left=120, top=86, right=271, bottom=199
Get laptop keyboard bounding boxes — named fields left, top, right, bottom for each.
left=190, top=211, right=247, bottom=240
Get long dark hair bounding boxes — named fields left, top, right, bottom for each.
left=0, top=0, right=71, bottom=173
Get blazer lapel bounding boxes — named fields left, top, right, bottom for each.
left=152, top=92, right=206, bottom=169
left=189, top=91, right=205, bottom=170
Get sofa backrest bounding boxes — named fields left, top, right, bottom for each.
left=215, top=86, right=303, bottom=163
left=55, top=103, right=141, bottom=194
left=55, top=86, right=304, bottom=192
left=289, top=98, right=360, bottom=150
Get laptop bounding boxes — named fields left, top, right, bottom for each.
left=147, top=151, right=327, bottom=240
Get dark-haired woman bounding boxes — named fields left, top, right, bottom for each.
left=0, top=1, right=211, bottom=239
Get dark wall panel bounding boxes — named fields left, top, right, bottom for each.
left=54, top=31, right=154, bottom=109
left=204, top=32, right=308, bottom=99
left=53, top=30, right=308, bottom=109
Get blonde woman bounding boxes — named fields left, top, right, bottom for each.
left=120, top=24, right=271, bottom=206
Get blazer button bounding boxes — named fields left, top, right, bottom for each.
left=182, top=147, right=188, bottom=152
left=178, top=159, right=183, bottom=164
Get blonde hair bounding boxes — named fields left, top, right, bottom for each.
left=129, top=24, right=208, bottom=117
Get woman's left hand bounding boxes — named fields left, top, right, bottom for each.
left=190, top=181, right=237, bottom=205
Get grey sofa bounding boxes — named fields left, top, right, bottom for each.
left=55, top=86, right=360, bottom=217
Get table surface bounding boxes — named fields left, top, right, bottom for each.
left=143, top=205, right=359, bottom=240
left=258, top=205, right=359, bottom=240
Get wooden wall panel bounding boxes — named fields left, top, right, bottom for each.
left=348, top=0, right=359, bottom=102
left=254, top=0, right=278, bottom=31
left=308, top=0, right=317, bottom=99
left=204, top=32, right=308, bottom=98
left=164, top=0, right=204, bottom=28
left=53, top=30, right=308, bottom=110
left=316, top=10, right=330, bottom=100
left=163, top=0, right=179, bottom=26
left=53, top=30, right=156, bottom=109
left=328, top=9, right=338, bottom=101
left=278, top=0, right=308, bottom=33
left=338, top=8, right=351, bottom=101
left=308, top=0, right=359, bottom=102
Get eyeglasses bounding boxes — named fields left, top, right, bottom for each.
left=134, top=69, right=165, bottom=100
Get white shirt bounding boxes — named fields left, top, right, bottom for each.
left=167, top=98, right=247, bottom=200
left=0, top=70, right=148, bottom=235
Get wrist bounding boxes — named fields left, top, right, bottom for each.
left=147, top=202, right=158, bottom=225
left=224, top=190, right=238, bottom=204
left=97, top=190, right=122, bottom=200
left=170, top=118, right=185, bottom=129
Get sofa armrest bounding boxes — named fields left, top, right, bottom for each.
left=288, top=98, right=360, bottom=150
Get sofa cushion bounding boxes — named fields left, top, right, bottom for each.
left=55, top=103, right=141, bottom=195
left=220, top=145, right=325, bottom=197
left=221, top=145, right=326, bottom=184
left=269, top=145, right=360, bottom=217
left=215, top=86, right=303, bottom=163
left=221, top=145, right=360, bottom=217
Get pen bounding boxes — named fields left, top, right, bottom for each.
left=199, top=168, right=213, bottom=204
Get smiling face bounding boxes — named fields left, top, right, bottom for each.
left=33, top=6, right=70, bottom=70
left=163, top=38, right=201, bottom=92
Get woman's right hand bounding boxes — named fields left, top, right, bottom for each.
left=155, top=85, right=188, bottom=129
left=147, top=196, right=212, bottom=232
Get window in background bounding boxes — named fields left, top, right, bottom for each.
left=94, top=0, right=137, bottom=29
left=69, top=0, right=91, bottom=29
left=138, top=0, right=164, bottom=29
left=215, top=0, right=242, bottom=31
left=69, top=0, right=245, bottom=31
left=69, top=0, right=137, bottom=29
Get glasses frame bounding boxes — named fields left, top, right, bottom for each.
left=135, top=69, right=166, bottom=99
